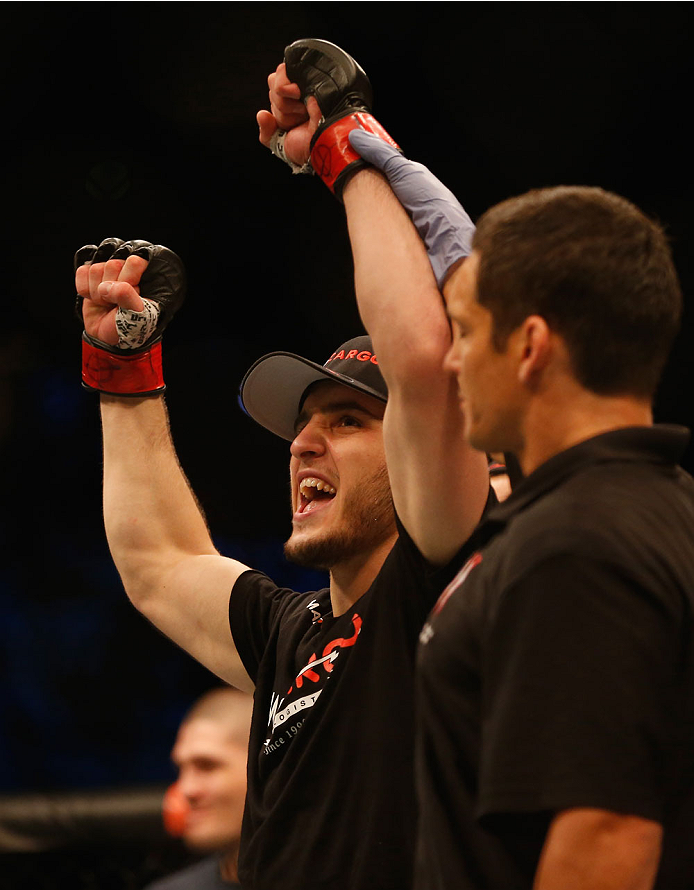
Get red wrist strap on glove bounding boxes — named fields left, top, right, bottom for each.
left=310, top=112, right=400, bottom=199
left=81, top=334, right=165, bottom=397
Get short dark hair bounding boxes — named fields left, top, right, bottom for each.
left=472, top=186, right=682, bottom=398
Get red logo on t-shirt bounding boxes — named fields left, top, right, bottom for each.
left=288, top=613, right=362, bottom=694
left=263, top=612, right=364, bottom=753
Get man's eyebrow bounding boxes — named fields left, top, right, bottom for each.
left=294, top=400, right=383, bottom=432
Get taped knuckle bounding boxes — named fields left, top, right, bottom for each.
left=116, top=297, right=160, bottom=350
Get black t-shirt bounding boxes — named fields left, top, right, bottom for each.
left=416, top=426, right=694, bottom=890
left=229, top=515, right=478, bottom=890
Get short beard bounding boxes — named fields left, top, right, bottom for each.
left=284, top=464, right=396, bottom=571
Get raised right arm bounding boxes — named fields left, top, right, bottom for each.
left=77, top=241, right=253, bottom=692
left=258, top=50, right=489, bottom=565
left=100, top=395, right=253, bottom=692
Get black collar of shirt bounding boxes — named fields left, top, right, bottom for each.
left=469, top=425, right=690, bottom=552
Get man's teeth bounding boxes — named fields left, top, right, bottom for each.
left=300, top=477, right=337, bottom=500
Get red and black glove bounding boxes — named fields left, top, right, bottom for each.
left=283, top=38, right=400, bottom=200
left=75, top=237, right=186, bottom=397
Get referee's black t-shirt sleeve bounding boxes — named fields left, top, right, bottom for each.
left=229, top=570, right=287, bottom=685
left=478, top=553, right=678, bottom=827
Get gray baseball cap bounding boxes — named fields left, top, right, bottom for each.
left=239, top=335, right=387, bottom=441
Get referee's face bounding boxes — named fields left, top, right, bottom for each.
left=284, top=382, right=396, bottom=571
left=443, top=252, right=525, bottom=454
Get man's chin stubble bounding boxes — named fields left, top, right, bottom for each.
left=283, top=532, right=352, bottom=571
left=284, top=464, right=396, bottom=572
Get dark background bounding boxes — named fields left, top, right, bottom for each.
left=1, top=2, right=692, bottom=794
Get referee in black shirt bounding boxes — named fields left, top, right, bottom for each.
left=415, top=185, right=694, bottom=890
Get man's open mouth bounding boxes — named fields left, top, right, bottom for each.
left=298, top=477, right=337, bottom=514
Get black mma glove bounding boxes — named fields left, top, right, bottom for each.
left=75, top=237, right=186, bottom=396
left=283, top=38, right=400, bottom=199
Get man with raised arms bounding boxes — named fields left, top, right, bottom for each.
left=74, top=46, right=491, bottom=890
